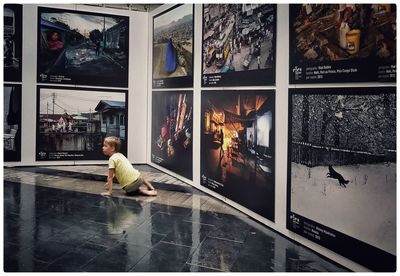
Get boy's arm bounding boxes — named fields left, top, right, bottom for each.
left=101, top=168, right=115, bottom=196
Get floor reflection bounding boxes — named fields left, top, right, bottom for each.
left=4, top=168, right=350, bottom=272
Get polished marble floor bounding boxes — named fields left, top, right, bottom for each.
left=4, top=165, right=350, bottom=272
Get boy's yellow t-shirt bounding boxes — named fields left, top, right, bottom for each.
left=108, top=152, right=140, bottom=187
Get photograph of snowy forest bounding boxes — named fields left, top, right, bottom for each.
left=287, top=87, right=396, bottom=271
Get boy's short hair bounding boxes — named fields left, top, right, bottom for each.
left=104, top=136, right=121, bottom=152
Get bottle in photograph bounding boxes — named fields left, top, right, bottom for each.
left=346, top=29, right=361, bottom=54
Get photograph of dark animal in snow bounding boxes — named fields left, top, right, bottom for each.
left=327, top=165, right=349, bottom=187
left=287, top=87, right=396, bottom=271
left=37, top=7, right=129, bottom=87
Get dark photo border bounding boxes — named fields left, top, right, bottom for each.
left=287, top=87, right=396, bottom=271
left=36, top=85, right=128, bottom=161
left=152, top=4, right=194, bottom=89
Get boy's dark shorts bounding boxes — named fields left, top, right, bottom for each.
left=122, top=176, right=144, bottom=194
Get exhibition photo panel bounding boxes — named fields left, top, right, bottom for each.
left=201, top=90, right=275, bottom=221
left=287, top=87, right=396, bottom=271
left=4, top=4, right=23, bottom=82
left=37, top=7, right=129, bottom=87
left=152, top=4, right=194, bottom=89
left=151, top=90, right=193, bottom=180
left=289, top=4, right=396, bottom=84
left=36, top=86, right=128, bottom=161
left=4, top=84, right=22, bottom=162
left=202, top=4, right=276, bottom=87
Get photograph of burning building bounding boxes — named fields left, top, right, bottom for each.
left=152, top=4, right=193, bottom=89
left=289, top=4, right=396, bottom=84
left=201, top=90, right=275, bottom=220
left=202, top=4, right=276, bottom=87
left=287, top=87, right=396, bottom=272
left=4, top=4, right=22, bottom=82
left=151, top=91, right=193, bottom=180
left=4, top=84, right=21, bottom=162
left=37, top=7, right=129, bottom=87
left=36, top=86, right=128, bottom=161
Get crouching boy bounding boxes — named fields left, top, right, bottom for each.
left=101, top=136, right=157, bottom=197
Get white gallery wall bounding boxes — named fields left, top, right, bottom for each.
left=147, top=4, right=396, bottom=272
left=5, top=4, right=149, bottom=166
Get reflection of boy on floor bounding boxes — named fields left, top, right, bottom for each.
left=101, top=136, right=157, bottom=197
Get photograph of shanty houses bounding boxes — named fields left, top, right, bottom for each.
left=202, top=4, right=276, bottom=86
left=201, top=90, right=275, bottom=220
left=36, top=86, right=127, bottom=160
left=37, top=7, right=129, bottom=87
left=203, top=4, right=275, bottom=73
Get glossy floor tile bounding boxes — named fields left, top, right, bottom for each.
left=4, top=165, right=350, bottom=272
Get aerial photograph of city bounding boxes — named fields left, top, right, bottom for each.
left=202, top=4, right=275, bottom=75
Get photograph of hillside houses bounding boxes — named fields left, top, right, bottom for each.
left=152, top=4, right=193, bottom=88
left=37, top=7, right=129, bottom=87
left=36, top=87, right=127, bottom=160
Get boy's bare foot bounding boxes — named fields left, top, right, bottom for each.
left=101, top=191, right=112, bottom=197
left=138, top=187, right=157, bottom=196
